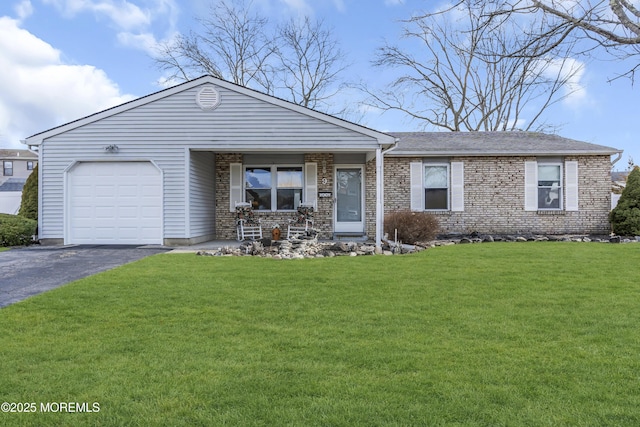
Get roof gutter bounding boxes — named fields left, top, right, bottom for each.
left=387, top=150, right=622, bottom=157
left=382, top=138, right=399, bottom=156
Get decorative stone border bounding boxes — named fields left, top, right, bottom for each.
left=428, top=234, right=639, bottom=246
left=197, top=236, right=398, bottom=259
left=196, top=234, right=639, bottom=259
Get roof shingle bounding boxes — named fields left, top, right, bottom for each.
left=387, top=131, right=620, bottom=157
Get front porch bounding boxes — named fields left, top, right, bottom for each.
left=184, top=151, right=387, bottom=246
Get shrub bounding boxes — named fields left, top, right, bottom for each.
left=18, top=164, right=38, bottom=221
left=384, top=211, right=439, bottom=244
left=610, top=166, right=640, bottom=236
left=0, top=214, right=37, bottom=247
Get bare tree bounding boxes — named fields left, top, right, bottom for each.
left=155, top=0, right=276, bottom=93
left=486, top=0, right=640, bottom=81
left=364, top=0, right=581, bottom=132
left=154, top=1, right=349, bottom=112
left=275, top=17, right=349, bottom=111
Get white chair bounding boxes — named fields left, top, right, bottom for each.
left=235, top=202, right=263, bottom=241
left=287, top=203, right=315, bottom=239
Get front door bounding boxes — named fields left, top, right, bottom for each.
left=334, top=166, right=364, bottom=234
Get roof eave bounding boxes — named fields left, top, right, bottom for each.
left=387, top=150, right=623, bottom=157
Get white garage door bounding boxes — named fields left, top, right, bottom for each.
left=67, top=162, right=162, bottom=245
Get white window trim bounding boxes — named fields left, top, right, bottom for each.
left=423, top=162, right=450, bottom=211
left=537, top=162, right=563, bottom=211
left=410, top=161, right=464, bottom=212
left=244, top=164, right=304, bottom=212
left=3, top=161, right=13, bottom=176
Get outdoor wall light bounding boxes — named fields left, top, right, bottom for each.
left=104, top=144, right=119, bottom=153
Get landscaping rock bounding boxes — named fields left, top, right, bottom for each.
left=196, top=232, right=636, bottom=259
left=197, top=236, right=405, bottom=259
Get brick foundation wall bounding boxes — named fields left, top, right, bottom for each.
left=384, top=156, right=612, bottom=235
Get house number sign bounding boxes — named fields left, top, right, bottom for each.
left=318, top=192, right=333, bottom=198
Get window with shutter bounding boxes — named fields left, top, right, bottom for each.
left=565, top=161, right=579, bottom=211
left=410, top=161, right=464, bottom=212
left=230, top=162, right=315, bottom=211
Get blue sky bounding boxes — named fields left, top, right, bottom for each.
left=0, top=0, right=637, bottom=169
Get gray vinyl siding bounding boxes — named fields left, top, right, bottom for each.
left=0, top=159, right=36, bottom=179
left=39, top=143, right=185, bottom=240
left=189, top=151, right=216, bottom=239
left=38, top=81, right=381, bottom=242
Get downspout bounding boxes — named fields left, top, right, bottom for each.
left=611, top=151, right=623, bottom=168
left=375, top=139, right=399, bottom=250
left=21, top=139, right=43, bottom=243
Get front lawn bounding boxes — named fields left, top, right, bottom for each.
left=1, top=243, right=639, bottom=426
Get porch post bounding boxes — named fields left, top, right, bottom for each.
left=375, top=147, right=383, bottom=249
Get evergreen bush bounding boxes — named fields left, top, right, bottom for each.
left=610, top=166, right=640, bottom=236
left=384, top=211, right=439, bottom=244
left=0, top=214, right=37, bottom=247
left=18, top=164, right=38, bottom=221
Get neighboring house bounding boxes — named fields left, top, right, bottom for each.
left=611, top=171, right=629, bottom=209
left=23, top=75, right=621, bottom=246
left=0, top=149, right=38, bottom=215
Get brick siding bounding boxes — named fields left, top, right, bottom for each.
left=215, top=153, right=339, bottom=240
left=215, top=153, right=612, bottom=240
left=384, top=155, right=612, bottom=235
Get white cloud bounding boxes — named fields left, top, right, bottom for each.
left=41, top=0, right=180, bottom=55
left=0, top=16, right=134, bottom=147
left=540, top=57, right=589, bottom=108
left=42, top=0, right=149, bottom=29
left=384, top=0, right=404, bottom=5
left=275, top=0, right=347, bottom=16
left=117, top=31, right=160, bottom=55
left=14, top=0, right=33, bottom=20
left=279, top=0, right=313, bottom=16
left=92, top=1, right=151, bottom=30
left=332, top=0, right=346, bottom=12
left=156, top=75, right=181, bottom=89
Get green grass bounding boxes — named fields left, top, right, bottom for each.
left=1, top=242, right=640, bottom=426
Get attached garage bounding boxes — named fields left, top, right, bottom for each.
left=66, top=161, right=162, bottom=245
left=25, top=76, right=395, bottom=246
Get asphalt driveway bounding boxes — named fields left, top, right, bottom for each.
left=0, top=245, right=170, bottom=308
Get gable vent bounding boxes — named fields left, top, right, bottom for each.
left=196, top=85, right=221, bottom=110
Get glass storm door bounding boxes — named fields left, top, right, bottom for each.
left=335, top=166, right=364, bottom=233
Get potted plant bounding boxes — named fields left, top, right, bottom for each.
left=271, top=224, right=281, bottom=241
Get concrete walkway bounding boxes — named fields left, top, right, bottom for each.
left=168, top=240, right=243, bottom=252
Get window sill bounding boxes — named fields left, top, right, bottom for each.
left=254, top=210, right=297, bottom=213
left=425, top=210, right=451, bottom=215
left=537, top=210, right=566, bottom=215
